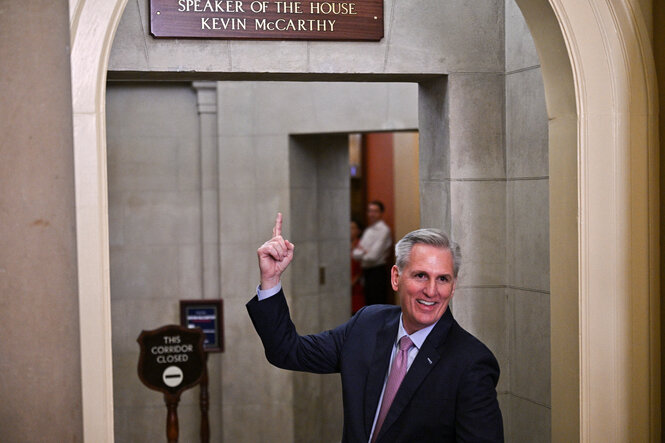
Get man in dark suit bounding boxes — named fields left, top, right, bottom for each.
left=247, top=213, right=503, bottom=442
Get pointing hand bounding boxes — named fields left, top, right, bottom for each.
left=257, top=212, right=295, bottom=290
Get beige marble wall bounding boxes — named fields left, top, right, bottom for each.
left=393, top=132, right=421, bottom=239
left=0, top=2, right=84, bottom=441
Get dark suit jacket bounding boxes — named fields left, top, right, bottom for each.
left=247, top=290, right=503, bottom=442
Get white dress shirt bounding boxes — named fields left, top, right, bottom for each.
left=352, top=220, right=392, bottom=268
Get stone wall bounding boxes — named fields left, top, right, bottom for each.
left=107, top=83, right=209, bottom=441
left=504, top=0, right=550, bottom=440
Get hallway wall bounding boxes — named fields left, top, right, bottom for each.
left=393, top=132, right=421, bottom=240
left=503, top=0, right=550, bottom=439
left=106, top=83, right=209, bottom=441
left=364, top=132, right=396, bottom=232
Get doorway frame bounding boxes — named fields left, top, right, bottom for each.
left=69, top=0, right=659, bottom=441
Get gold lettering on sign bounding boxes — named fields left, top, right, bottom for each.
left=202, top=17, right=248, bottom=29
left=254, top=18, right=335, bottom=32
left=275, top=1, right=302, bottom=13
left=249, top=1, right=269, bottom=13
left=309, top=2, right=357, bottom=15
left=178, top=0, right=246, bottom=13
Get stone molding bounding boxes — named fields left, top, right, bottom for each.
left=193, top=81, right=221, bottom=300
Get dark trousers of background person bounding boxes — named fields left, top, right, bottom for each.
left=363, top=265, right=390, bottom=305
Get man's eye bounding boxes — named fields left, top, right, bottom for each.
left=415, top=273, right=427, bottom=279
left=438, top=276, right=450, bottom=282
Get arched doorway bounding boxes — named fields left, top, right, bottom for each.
left=69, top=0, right=659, bottom=441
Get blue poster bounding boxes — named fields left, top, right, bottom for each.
left=185, top=306, right=218, bottom=349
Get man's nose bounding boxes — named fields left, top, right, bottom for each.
left=423, top=280, right=437, bottom=297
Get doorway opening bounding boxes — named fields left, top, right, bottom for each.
left=350, top=132, right=421, bottom=242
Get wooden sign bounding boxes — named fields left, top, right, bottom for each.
left=137, top=324, right=205, bottom=396
left=150, top=0, right=383, bottom=40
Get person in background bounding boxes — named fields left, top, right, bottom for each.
left=351, top=219, right=365, bottom=314
left=352, top=201, right=392, bottom=305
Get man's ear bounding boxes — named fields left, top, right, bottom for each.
left=450, top=278, right=457, bottom=298
left=390, top=265, right=400, bottom=291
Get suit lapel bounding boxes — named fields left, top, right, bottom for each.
left=364, top=313, right=399, bottom=439
left=375, top=308, right=455, bottom=442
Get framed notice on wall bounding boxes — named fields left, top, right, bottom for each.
left=150, top=0, right=384, bottom=41
left=180, top=299, right=224, bottom=352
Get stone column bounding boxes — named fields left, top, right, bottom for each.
left=419, top=73, right=511, bottom=434
left=193, top=82, right=220, bottom=300
left=0, top=2, right=83, bottom=441
left=289, top=134, right=349, bottom=442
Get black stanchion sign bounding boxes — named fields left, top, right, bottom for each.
left=137, top=324, right=205, bottom=396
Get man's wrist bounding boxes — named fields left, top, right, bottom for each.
left=260, top=277, right=280, bottom=291
left=257, top=281, right=282, bottom=300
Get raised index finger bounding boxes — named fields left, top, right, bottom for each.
left=272, top=212, right=283, bottom=238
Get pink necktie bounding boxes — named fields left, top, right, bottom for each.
left=372, top=335, right=414, bottom=442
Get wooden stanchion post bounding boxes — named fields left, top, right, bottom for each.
left=165, top=393, right=180, bottom=443
left=200, top=352, right=210, bottom=443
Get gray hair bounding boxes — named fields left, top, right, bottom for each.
left=394, top=228, right=461, bottom=278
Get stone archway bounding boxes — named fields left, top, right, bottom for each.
left=513, top=0, right=658, bottom=440
left=69, top=0, right=659, bottom=441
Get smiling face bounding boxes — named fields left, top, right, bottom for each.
left=392, top=244, right=457, bottom=334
